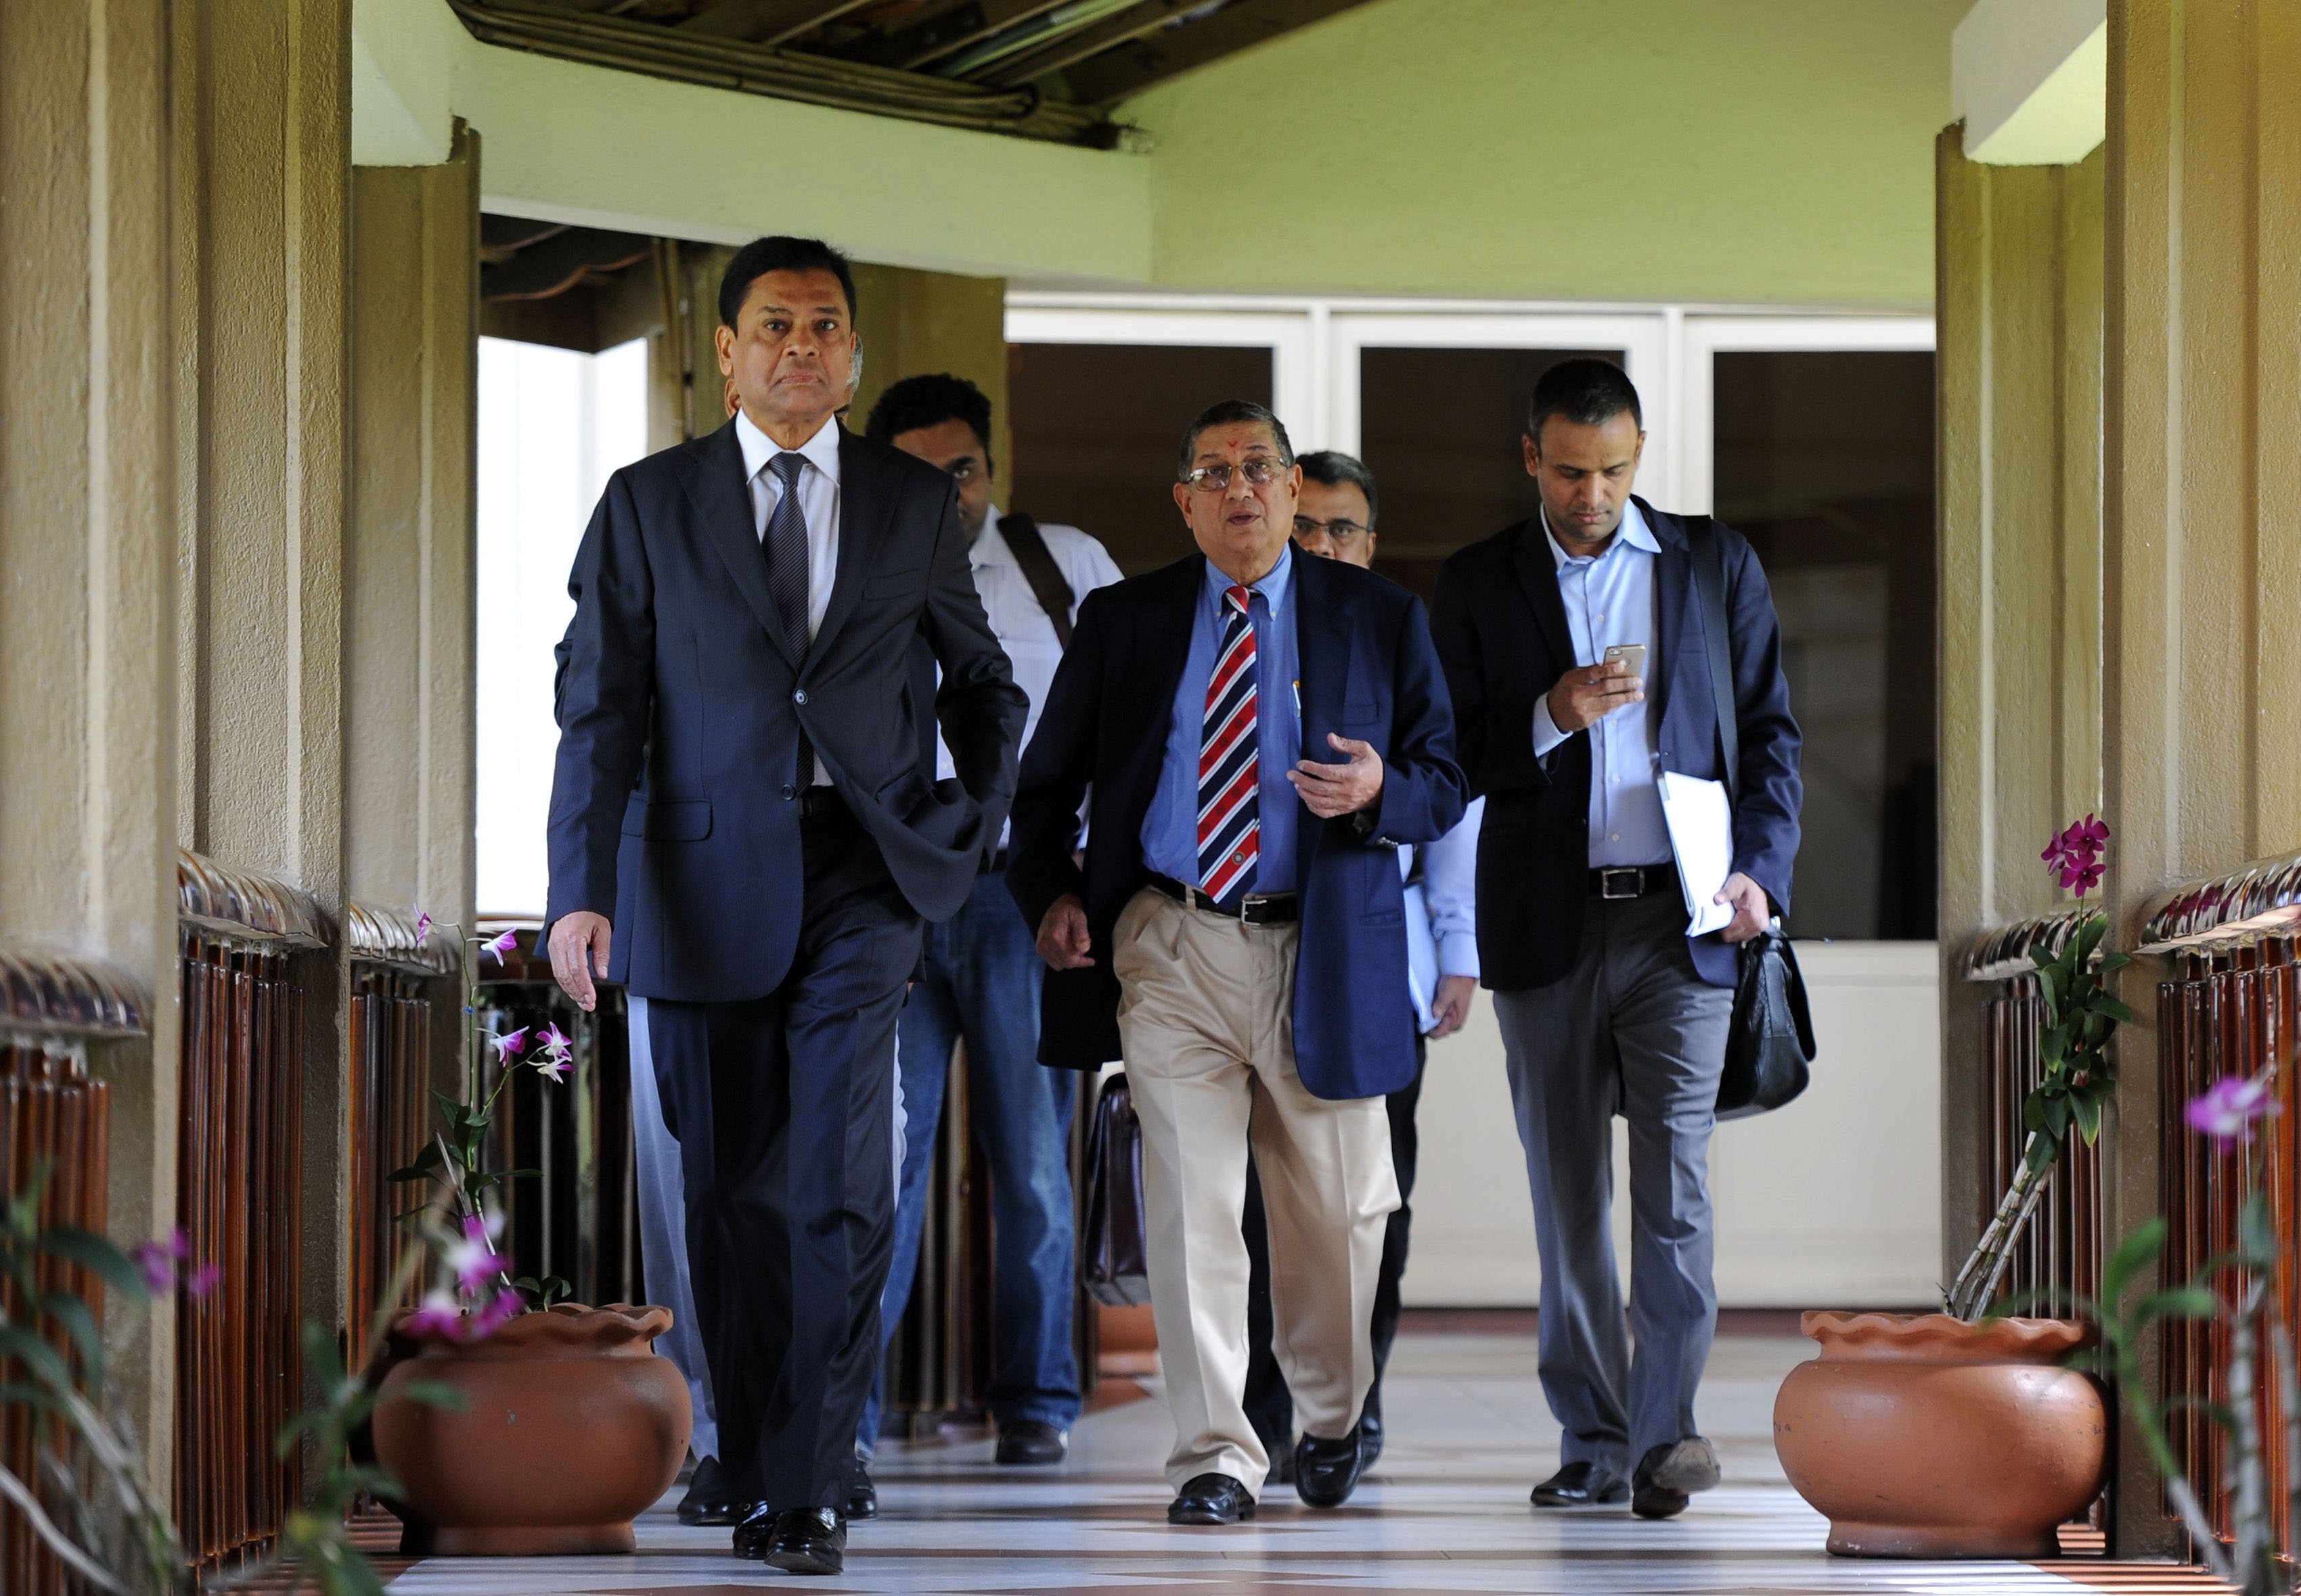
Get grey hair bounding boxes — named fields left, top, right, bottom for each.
left=1295, top=450, right=1379, bottom=530
left=1177, top=398, right=1295, bottom=480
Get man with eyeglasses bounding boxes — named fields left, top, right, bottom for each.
left=1234, top=451, right=1485, bottom=1482
left=1009, top=401, right=1465, bottom=1526
left=845, top=373, right=1123, bottom=1500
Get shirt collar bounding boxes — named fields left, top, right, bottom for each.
left=1541, top=499, right=1658, bottom=569
left=736, top=409, right=843, bottom=487
left=1203, top=543, right=1293, bottom=617
left=973, top=506, right=1014, bottom=570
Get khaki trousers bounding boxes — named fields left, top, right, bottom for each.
left=1112, top=887, right=1398, bottom=1493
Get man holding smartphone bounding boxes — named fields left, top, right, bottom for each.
left=1429, top=360, right=1801, bottom=1521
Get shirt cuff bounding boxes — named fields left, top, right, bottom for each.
left=1436, top=932, right=1481, bottom=980
left=1532, top=696, right=1569, bottom=758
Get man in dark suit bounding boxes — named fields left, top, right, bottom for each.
left=1430, top=359, right=1800, bottom=1522
left=545, top=235, right=1026, bottom=1575
left=1009, top=400, right=1465, bottom=1527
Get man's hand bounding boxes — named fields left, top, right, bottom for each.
left=1714, top=872, right=1770, bottom=944
left=1429, top=974, right=1478, bottom=1039
left=1290, top=733, right=1385, bottom=819
left=549, top=911, right=613, bottom=1011
left=1548, top=658, right=1643, bottom=733
left=1036, top=894, right=1094, bottom=971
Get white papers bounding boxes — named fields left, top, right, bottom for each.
left=1657, top=771, right=1735, bottom=938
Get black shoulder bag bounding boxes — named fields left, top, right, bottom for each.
left=996, top=513, right=1077, bottom=645
left=1688, top=518, right=1814, bottom=1120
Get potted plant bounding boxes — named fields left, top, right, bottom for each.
left=370, top=922, right=691, bottom=1557
left=1774, top=818, right=2124, bottom=1557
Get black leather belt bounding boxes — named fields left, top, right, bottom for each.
left=799, top=786, right=847, bottom=822
left=1588, top=864, right=1675, bottom=900
left=1147, top=873, right=1299, bottom=925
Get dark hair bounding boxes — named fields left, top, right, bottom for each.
left=1177, top=398, right=1294, bottom=481
left=717, top=235, right=858, bottom=330
left=1296, top=450, right=1378, bottom=529
left=864, top=373, right=995, bottom=473
left=1526, top=357, right=1642, bottom=448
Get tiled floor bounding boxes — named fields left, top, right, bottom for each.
left=383, top=1333, right=2197, bottom=1595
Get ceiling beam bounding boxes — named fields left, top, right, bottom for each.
left=674, top=0, right=877, bottom=44
left=1062, top=0, right=1382, bottom=106
left=856, top=0, right=1074, bottom=74
left=978, top=0, right=1203, bottom=87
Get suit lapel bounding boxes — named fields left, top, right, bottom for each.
left=677, top=420, right=799, bottom=672
left=1293, top=549, right=1357, bottom=882
left=1134, top=556, right=1201, bottom=729
left=1645, top=499, right=1692, bottom=730
left=1509, top=517, right=1576, bottom=676
left=805, top=430, right=889, bottom=671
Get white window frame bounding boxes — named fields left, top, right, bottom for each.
left=1002, top=300, right=1322, bottom=450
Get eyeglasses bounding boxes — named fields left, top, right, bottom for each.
left=1295, top=516, right=1372, bottom=543
left=1182, top=457, right=1289, bottom=493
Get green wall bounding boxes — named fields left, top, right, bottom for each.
left=1124, top=0, right=1968, bottom=305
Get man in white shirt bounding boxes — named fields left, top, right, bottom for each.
left=851, top=374, right=1123, bottom=1493
left=1238, top=451, right=1484, bottom=1479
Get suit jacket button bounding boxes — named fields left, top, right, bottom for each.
left=781, top=783, right=797, bottom=801
left=794, top=689, right=809, bottom=706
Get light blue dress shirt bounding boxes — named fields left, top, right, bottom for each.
left=1400, top=796, right=1483, bottom=1032
left=1529, top=501, right=1672, bottom=867
left=1141, top=548, right=1302, bottom=895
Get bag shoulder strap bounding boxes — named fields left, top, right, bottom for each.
left=996, top=512, right=1077, bottom=649
left=1686, top=514, right=1739, bottom=803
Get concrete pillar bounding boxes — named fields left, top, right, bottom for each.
left=0, top=0, right=184, bottom=1480
left=849, top=263, right=1012, bottom=482
left=2099, top=0, right=2301, bottom=1556
left=171, top=0, right=357, bottom=1421
left=1933, top=129, right=2106, bottom=1280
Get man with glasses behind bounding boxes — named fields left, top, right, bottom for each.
left=1009, top=402, right=1465, bottom=1526
left=1236, top=451, right=1485, bottom=1481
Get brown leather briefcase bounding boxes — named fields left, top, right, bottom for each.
left=1081, top=1071, right=1153, bottom=1307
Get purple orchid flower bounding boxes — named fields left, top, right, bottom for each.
left=2043, top=815, right=2110, bottom=898
left=401, top=1288, right=466, bottom=1340
left=489, top=1026, right=528, bottom=1062
left=129, top=1229, right=190, bottom=1294
left=186, top=1262, right=222, bottom=1300
left=534, top=1023, right=573, bottom=1083
left=480, top=928, right=520, bottom=965
left=467, top=1285, right=526, bottom=1340
left=441, top=1210, right=511, bottom=1294
left=415, top=911, right=432, bottom=947
left=2187, top=1074, right=2282, bottom=1147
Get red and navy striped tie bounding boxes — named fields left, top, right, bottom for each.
left=1197, top=584, right=1260, bottom=905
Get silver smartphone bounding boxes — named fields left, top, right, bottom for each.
left=1603, top=642, right=1647, bottom=680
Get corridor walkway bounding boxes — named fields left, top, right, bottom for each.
left=384, top=1331, right=2199, bottom=1594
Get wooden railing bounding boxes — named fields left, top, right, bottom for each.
left=174, top=850, right=324, bottom=1572
left=2139, top=867, right=2301, bottom=1553
left=1965, top=911, right=2107, bottom=1318
left=0, top=942, right=144, bottom=1596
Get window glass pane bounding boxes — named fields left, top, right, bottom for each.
left=1357, top=346, right=1620, bottom=602
left=1713, top=349, right=1936, bottom=941
left=1007, top=342, right=1273, bottom=574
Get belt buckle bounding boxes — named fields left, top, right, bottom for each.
left=1599, top=867, right=1642, bottom=900
left=1239, top=893, right=1270, bottom=922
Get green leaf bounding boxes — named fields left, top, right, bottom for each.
left=35, top=1225, right=149, bottom=1299
left=391, top=1379, right=468, bottom=1412
left=2103, top=1218, right=2168, bottom=1310
left=2024, top=1095, right=2049, bottom=1133
left=2101, top=950, right=2132, bottom=973
left=36, top=1292, right=107, bottom=1388
left=2042, top=1093, right=2072, bottom=1141
left=387, top=1143, right=445, bottom=1183
left=2077, top=913, right=2109, bottom=957
left=0, top=1325, right=75, bottom=1394
left=2135, top=1287, right=2218, bottom=1322
left=2090, top=995, right=2135, bottom=1024
left=2072, top=1091, right=2103, bottom=1145
left=2026, top=1133, right=2060, bottom=1175
left=2239, top=1191, right=2278, bottom=1267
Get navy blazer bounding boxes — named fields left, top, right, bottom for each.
left=1006, top=548, right=1467, bottom=1101
left=545, top=419, right=1027, bottom=1003
left=1429, top=499, right=1800, bottom=992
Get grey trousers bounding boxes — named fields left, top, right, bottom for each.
left=1494, top=890, right=1732, bottom=1476
left=631, top=993, right=905, bottom=1467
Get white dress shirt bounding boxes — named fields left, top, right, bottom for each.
left=736, top=409, right=843, bottom=783
left=1528, top=501, right=1672, bottom=866
left=933, top=508, right=1124, bottom=834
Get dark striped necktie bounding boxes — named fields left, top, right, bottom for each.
left=765, top=452, right=810, bottom=658
left=1197, top=584, right=1260, bottom=905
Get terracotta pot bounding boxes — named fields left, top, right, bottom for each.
left=1774, top=1313, right=2106, bottom=1559
left=372, top=1303, right=692, bottom=1556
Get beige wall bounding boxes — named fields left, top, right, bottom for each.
left=849, top=265, right=1011, bottom=488
left=0, top=0, right=184, bottom=1472
left=1934, top=133, right=2105, bottom=1279
left=2099, top=0, right=2301, bottom=1554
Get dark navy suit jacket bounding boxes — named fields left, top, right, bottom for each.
left=1429, top=498, right=1801, bottom=992
left=545, top=419, right=1027, bottom=1003
left=1006, top=548, right=1467, bottom=1101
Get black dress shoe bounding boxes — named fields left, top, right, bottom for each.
left=1632, top=1436, right=1720, bottom=1520
left=731, top=1501, right=780, bottom=1559
left=677, top=1456, right=742, bottom=1526
left=739, top=1506, right=845, bottom=1574
left=1167, top=1472, right=1255, bottom=1525
left=1530, top=1461, right=1630, bottom=1507
left=1358, top=1409, right=1385, bottom=1470
left=845, top=1459, right=878, bottom=1521
left=995, top=1419, right=1069, bottom=1465
left=1293, top=1423, right=1366, bottom=1509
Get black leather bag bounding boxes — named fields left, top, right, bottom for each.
left=1081, top=1071, right=1153, bottom=1307
left=1689, top=518, right=1815, bottom=1120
